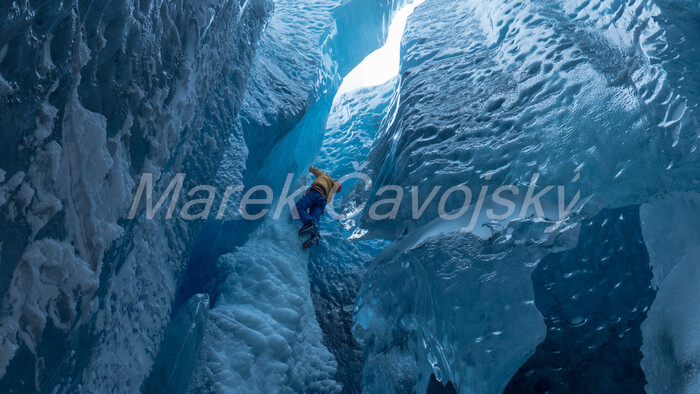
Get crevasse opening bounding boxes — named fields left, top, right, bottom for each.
left=165, top=1, right=415, bottom=392
left=337, top=0, right=426, bottom=98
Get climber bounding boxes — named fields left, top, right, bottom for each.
left=296, top=166, right=342, bottom=249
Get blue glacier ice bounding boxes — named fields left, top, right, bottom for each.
left=346, top=0, right=700, bottom=391
left=0, top=0, right=272, bottom=391
left=144, top=293, right=210, bottom=393
left=506, top=205, right=654, bottom=392
left=639, top=193, right=700, bottom=393
left=1, top=0, right=699, bottom=392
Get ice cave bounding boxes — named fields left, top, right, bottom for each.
left=0, top=0, right=699, bottom=392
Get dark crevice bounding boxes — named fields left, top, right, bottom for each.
left=505, top=206, right=655, bottom=393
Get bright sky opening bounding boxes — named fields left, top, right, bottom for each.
left=336, top=0, right=426, bottom=98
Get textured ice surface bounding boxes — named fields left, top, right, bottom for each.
left=640, top=193, right=700, bottom=393
left=353, top=0, right=700, bottom=239
left=353, top=211, right=581, bottom=393
left=307, top=236, right=383, bottom=394
left=348, top=0, right=700, bottom=392
left=0, top=0, right=271, bottom=390
left=354, top=230, right=548, bottom=393
left=322, top=80, right=397, bottom=212
left=189, top=220, right=341, bottom=393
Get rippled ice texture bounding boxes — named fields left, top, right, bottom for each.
left=358, top=0, right=699, bottom=238
left=352, top=0, right=700, bottom=392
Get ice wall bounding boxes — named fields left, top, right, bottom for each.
left=640, top=193, right=700, bottom=393
left=0, top=0, right=271, bottom=391
left=320, top=81, right=397, bottom=197
left=349, top=0, right=700, bottom=391
left=354, top=232, right=548, bottom=393
left=144, top=294, right=210, bottom=393
left=353, top=0, right=699, bottom=239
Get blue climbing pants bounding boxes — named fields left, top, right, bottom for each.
left=295, top=189, right=325, bottom=225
